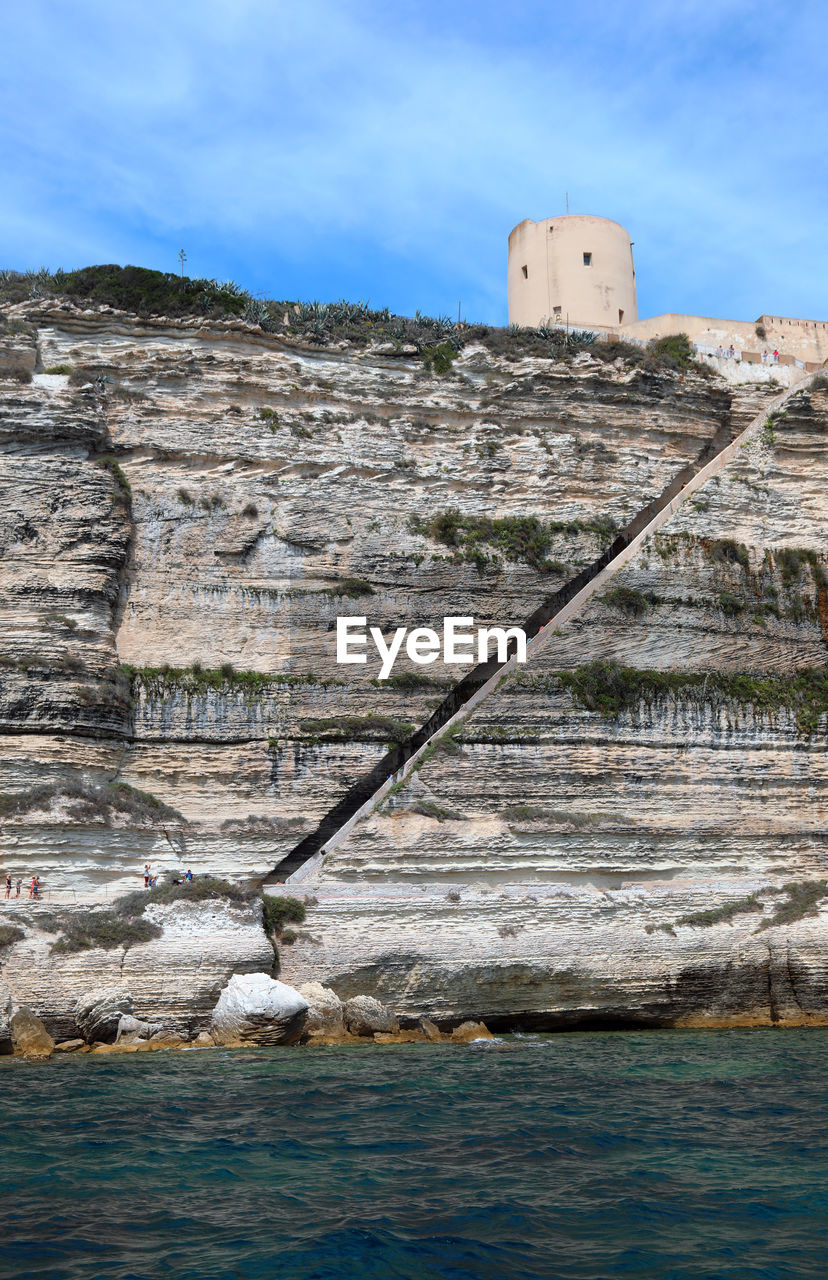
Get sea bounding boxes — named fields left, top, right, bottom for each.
left=0, top=1029, right=826, bottom=1280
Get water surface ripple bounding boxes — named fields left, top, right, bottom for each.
left=1, top=1029, right=826, bottom=1279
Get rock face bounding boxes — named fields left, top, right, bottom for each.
left=211, top=973, right=308, bottom=1045
left=343, top=995, right=399, bottom=1037
left=2, top=296, right=828, bottom=1032
left=298, top=982, right=345, bottom=1035
left=74, top=989, right=134, bottom=1044
left=115, top=1014, right=163, bottom=1043
left=11, top=1007, right=55, bottom=1058
left=0, top=899, right=274, bottom=1038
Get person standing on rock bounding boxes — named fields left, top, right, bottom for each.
left=144, top=863, right=151, bottom=888
left=4, top=874, right=11, bottom=899
left=29, top=875, right=40, bottom=900
left=15, top=878, right=21, bottom=899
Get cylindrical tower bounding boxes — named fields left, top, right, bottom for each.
left=507, top=214, right=637, bottom=329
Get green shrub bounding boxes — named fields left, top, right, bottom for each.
left=756, top=880, right=828, bottom=931
left=99, top=455, right=132, bottom=508
left=375, top=670, right=451, bottom=692
left=409, top=508, right=616, bottom=573
left=298, top=715, right=414, bottom=743
left=49, top=910, right=162, bottom=953
left=775, top=547, right=826, bottom=590
left=329, top=577, right=374, bottom=598
left=675, top=896, right=763, bottom=928
left=646, top=333, right=696, bottom=369
left=242, top=502, right=259, bottom=518
left=177, top=488, right=193, bottom=505
left=603, top=586, right=654, bottom=617
left=0, top=780, right=182, bottom=825
left=423, top=342, right=459, bottom=375
left=262, top=895, right=306, bottom=937
left=125, top=663, right=329, bottom=698
left=44, top=363, right=73, bottom=375
left=718, top=591, right=745, bottom=618
left=0, top=924, right=24, bottom=947
left=410, top=800, right=462, bottom=822
left=115, top=875, right=250, bottom=921
left=1, top=264, right=249, bottom=319
left=709, top=538, right=750, bottom=571
left=521, top=660, right=828, bottom=734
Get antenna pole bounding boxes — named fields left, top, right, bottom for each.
left=565, top=192, right=569, bottom=215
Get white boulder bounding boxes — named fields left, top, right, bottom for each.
left=298, top=982, right=345, bottom=1035
left=211, top=973, right=308, bottom=1046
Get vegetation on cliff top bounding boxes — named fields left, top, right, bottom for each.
left=42, top=875, right=255, bottom=955
left=1, top=264, right=707, bottom=374
left=515, top=660, right=828, bottom=734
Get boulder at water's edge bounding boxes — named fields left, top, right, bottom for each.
left=211, top=973, right=308, bottom=1046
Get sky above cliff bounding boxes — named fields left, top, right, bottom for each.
left=3, top=0, right=827, bottom=326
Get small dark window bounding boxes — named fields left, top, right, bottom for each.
left=521, top=265, right=528, bottom=279
left=553, top=306, right=562, bottom=317
left=618, top=309, right=624, bottom=324
left=583, top=252, right=592, bottom=266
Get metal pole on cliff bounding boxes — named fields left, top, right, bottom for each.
left=178, top=249, right=187, bottom=278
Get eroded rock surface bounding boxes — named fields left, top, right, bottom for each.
left=211, top=973, right=308, bottom=1045
left=74, top=988, right=134, bottom=1044
left=11, top=1007, right=55, bottom=1058
left=2, top=298, right=827, bottom=1031
left=344, top=995, right=399, bottom=1036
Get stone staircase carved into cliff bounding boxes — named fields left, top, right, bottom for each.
left=267, top=369, right=821, bottom=887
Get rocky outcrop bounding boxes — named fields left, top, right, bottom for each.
left=115, top=1014, right=163, bottom=1043
left=298, top=981, right=345, bottom=1035
left=451, top=1021, right=494, bottom=1043
left=343, top=995, right=399, bottom=1037
left=11, top=1007, right=55, bottom=1058
left=74, top=989, right=134, bottom=1044
left=0, top=899, right=274, bottom=1038
left=210, top=973, right=308, bottom=1045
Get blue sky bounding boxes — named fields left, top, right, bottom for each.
left=2, top=0, right=826, bottom=325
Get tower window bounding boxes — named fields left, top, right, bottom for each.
left=583, top=252, right=592, bottom=266
left=553, top=306, right=562, bottom=317
left=618, top=309, right=624, bottom=324
left=521, top=264, right=528, bottom=279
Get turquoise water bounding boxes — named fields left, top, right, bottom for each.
left=1, top=1029, right=827, bottom=1279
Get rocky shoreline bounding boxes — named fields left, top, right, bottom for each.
left=3, top=974, right=494, bottom=1062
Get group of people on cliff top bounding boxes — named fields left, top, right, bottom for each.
left=3, top=874, right=41, bottom=901
left=143, top=864, right=193, bottom=888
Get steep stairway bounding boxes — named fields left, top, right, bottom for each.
left=266, top=369, right=820, bottom=886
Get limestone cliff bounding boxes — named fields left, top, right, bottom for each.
left=1, top=294, right=825, bottom=1030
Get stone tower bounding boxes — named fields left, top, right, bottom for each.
left=507, top=214, right=638, bottom=329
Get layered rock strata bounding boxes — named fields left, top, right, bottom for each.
left=1, top=297, right=826, bottom=1031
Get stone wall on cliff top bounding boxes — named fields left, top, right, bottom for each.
left=1, top=299, right=826, bottom=1030
left=1, top=300, right=778, bottom=896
